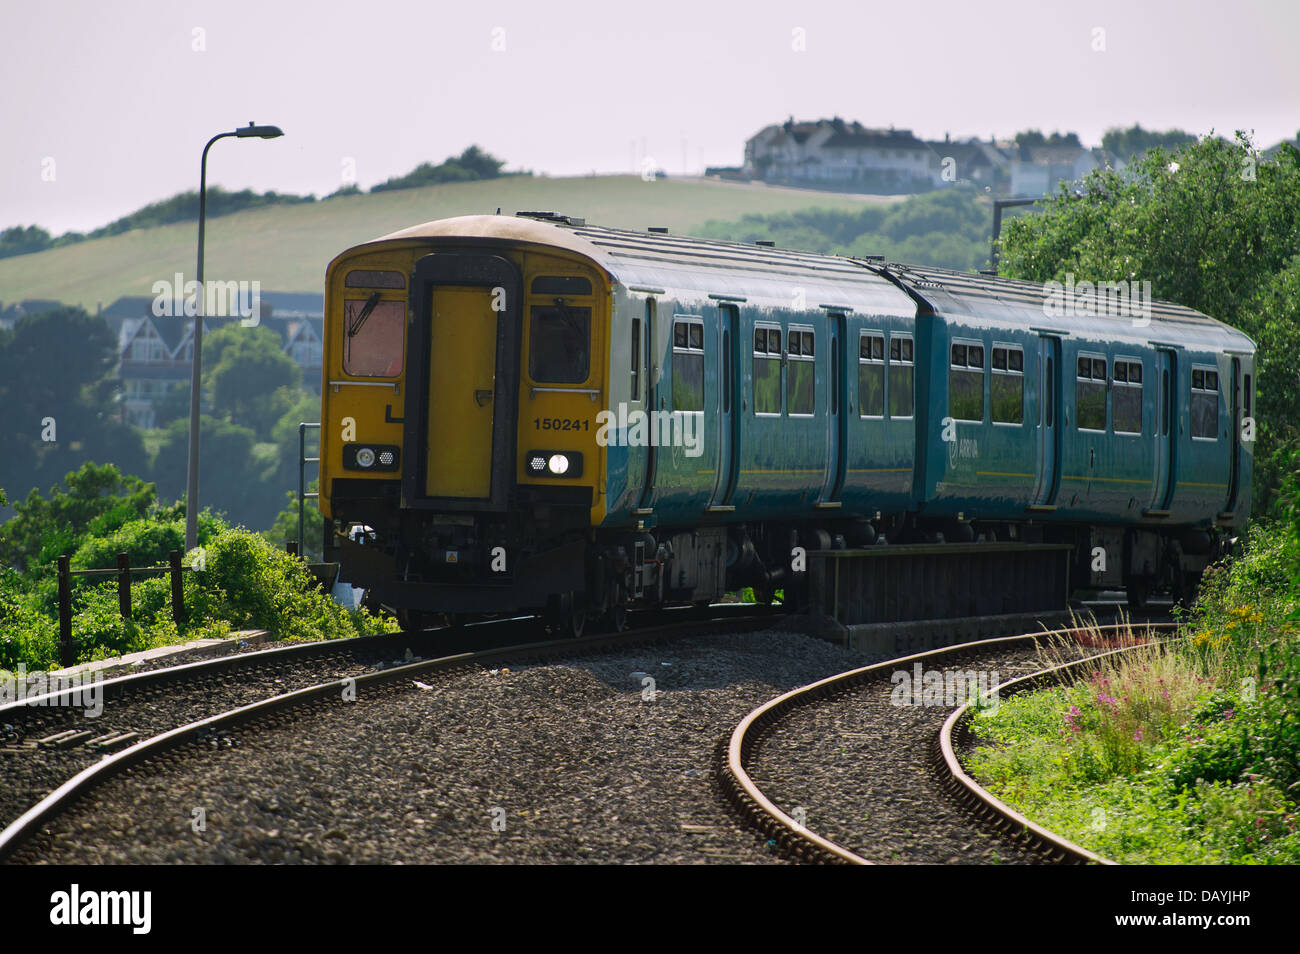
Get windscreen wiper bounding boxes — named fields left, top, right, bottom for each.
left=347, top=292, right=382, bottom=337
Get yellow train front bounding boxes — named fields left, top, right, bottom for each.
left=320, top=213, right=618, bottom=632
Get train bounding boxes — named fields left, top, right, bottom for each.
left=316, top=212, right=1255, bottom=633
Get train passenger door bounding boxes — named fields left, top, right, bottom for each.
left=624, top=299, right=651, bottom=512
left=1225, top=356, right=1242, bottom=513
left=403, top=253, right=520, bottom=511
left=708, top=303, right=740, bottom=511
left=818, top=312, right=847, bottom=507
left=1032, top=334, right=1060, bottom=507
left=1149, top=349, right=1176, bottom=512
left=634, top=299, right=659, bottom=514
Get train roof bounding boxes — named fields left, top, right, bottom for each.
left=870, top=262, right=1254, bottom=353
left=362, top=213, right=1254, bottom=352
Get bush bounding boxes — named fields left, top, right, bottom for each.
left=70, top=518, right=185, bottom=571
left=192, top=527, right=397, bottom=642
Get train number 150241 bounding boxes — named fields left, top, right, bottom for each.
left=533, top=417, right=589, bottom=431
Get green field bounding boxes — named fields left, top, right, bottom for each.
left=0, top=176, right=895, bottom=309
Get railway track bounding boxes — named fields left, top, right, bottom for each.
left=720, top=621, right=1177, bottom=864
left=0, top=607, right=782, bottom=863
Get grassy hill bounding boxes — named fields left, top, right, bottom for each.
left=0, top=176, right=895, bottom=309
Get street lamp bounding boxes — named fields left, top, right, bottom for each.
left=185, top=122, right=283, bottom=552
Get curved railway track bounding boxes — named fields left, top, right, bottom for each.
left=0, top=608, right=781, bottom=862
left=720, top=621, right=1177, bottom=864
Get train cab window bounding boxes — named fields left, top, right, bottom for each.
left=672, top=317, right=704, bottom=412
left=530, top=304, right=591, bottom=383
left=889, top=334, right=914, bottom=418
left=343, top=295, right=406, bottom=377
left=858, top=332, right=885, bottom=417
left=787, top=327, right=815, bottom=416
left=1244, top=373, right=1252, bottom=418
left=990, top=345, right=1023, bottom=424
left=531, top=275, right=592, bottom=296
left=1112, top=359, right=1143, bottom=435
left=345, top=269, right=405, bottom=289
left=949, top=340, right=985, bottom=422
left=1191, top=366, right=1220, bottom=440
left=753, top=325, right=782, bottom=415
left=1075, top=355, right=1107, bottom=431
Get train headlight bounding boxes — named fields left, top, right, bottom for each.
left=526, top=450, right=582, bottom=478
left=343, top=443, right=400, bottom=472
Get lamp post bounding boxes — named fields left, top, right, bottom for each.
left=185, top=122, right=284, bottom=552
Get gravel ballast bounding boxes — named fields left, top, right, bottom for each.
left=16, top=629, right=889, bottom=864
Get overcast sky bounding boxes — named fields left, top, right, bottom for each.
left=3, top=0, right=1296, bottom=235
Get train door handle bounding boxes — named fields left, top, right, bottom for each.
left=474, top=389, right=493, bottom=407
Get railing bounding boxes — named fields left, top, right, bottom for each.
left=298, top=422, right=321, bottom=558
left=56, top=551, right=189, bottom=667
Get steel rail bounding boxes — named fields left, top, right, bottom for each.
left=720, top=621, right=1177, bottom=865
left=0, top=610, right=782, bottom=862
left=939, top=632, right=1180, bottom=865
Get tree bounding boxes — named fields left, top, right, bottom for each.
left=202, top=323, right=302, bottom=437
left=150, top=416, right=282, bottom=529
left=1102, top=124, right=1198, bottom=161
left=0, top=463, right=155, bottom=572
left=999, top=132, right=1300, bottom=513
left=0, top=306, right=148, bottom=507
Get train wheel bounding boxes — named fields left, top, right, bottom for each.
left=555, top=592, right=586, bottom=638
left=1125, top=580, right=1149, bottom=612
left=397, top=609, right=429, bottom=632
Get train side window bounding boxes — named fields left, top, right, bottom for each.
left=1075, top=354, right=1106, bottom=431
left=787, top=327, right=815, bottom=415
left=889, top=334, right=914, bottom=418
left=753, top=325, right=782, bottom=415
left=858, top=332, right=884, bottom=418
left=672, top=316, right=704, bottom=412
left=1113, top=358, right=1142, bottom=435
left=1191, top=365, right=1219, bottom=439
left=529, top=304, right=590, bottom=383
left=991, top=344, right=1023, bottom=424
left=949, top=339, right=984, bottom=422
left=631, top=311, right=642, bottom=402
left=343, top=296, right=406, bottom=377
left=1244, top=373, right=1252, bottom=417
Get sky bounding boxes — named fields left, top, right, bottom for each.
left=2, top=0, right=1297, bottom=235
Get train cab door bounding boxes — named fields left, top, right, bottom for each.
left=1148, top=349, right=1176, bottom=513
left=1225, top=356, right=1242, bottom=514
left=708, top=303, right=740, bottom=512
left=403, top=253, right=520, bottom=511
left=634, top=299, right=659, bottom=515
left=1032, top=334, right=1061, bottom=507
left=818, top=312, right=847, bottom=507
